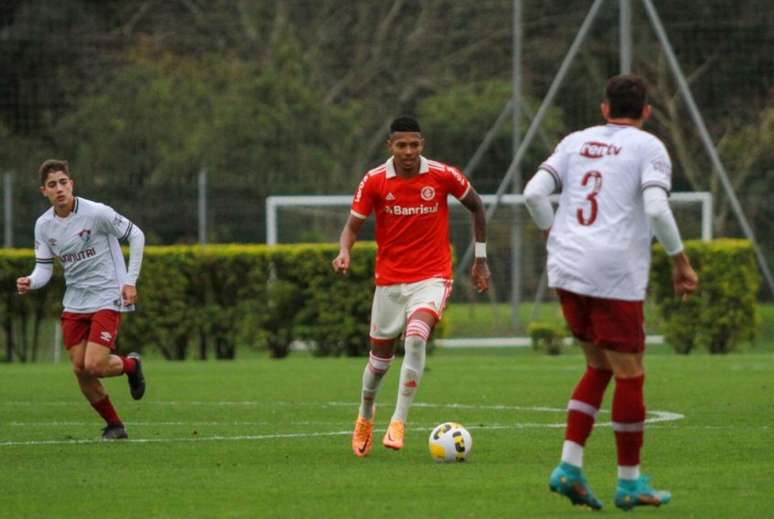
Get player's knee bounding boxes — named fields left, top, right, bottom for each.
left=83, top=359, right=106, bottom=377
left=72, top=362, right=87, bottom=378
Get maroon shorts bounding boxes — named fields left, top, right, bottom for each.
left=61, top=310, right=122, bottom=350
left=557, top=289, right=645, bottom=353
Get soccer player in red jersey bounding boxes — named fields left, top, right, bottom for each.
left=524, top=75, right=698, bottom=510
left=16, top=160, right=146, bottom=440
left=333, top=116, right=490, bottom=457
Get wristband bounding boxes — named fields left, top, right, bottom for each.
left=474, top=242, right=487, bottom=258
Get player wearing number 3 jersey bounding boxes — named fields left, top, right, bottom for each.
left=524, top=75, right=698, bottom=511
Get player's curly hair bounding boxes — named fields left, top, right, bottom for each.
left=390, top=116, right=421, bottom=134
left=605, top=74, right=647, bottom=119
left=38, top=159, right=70, bottom=185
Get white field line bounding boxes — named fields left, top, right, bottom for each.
left=0, top=403, right=684, bottom=447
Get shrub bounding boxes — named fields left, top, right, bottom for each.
left=650, top=239, right=761, bottom=354
left=527, top=321, right=565, bottom=355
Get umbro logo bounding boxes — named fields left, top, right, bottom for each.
left=386, top=192, right=396, bottom=201
left=100, top=331, right=113, bottom=342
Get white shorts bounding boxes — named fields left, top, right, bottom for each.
left=369, top=278, right=453, bottom=341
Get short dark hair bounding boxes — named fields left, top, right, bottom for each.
left=605, top=74, right=647, bottom=119
left=39, top=159, right=70, bottom=185
left=389, top=116, right=421, bottom=134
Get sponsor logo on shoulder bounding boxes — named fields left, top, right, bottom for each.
left=580, top=141, right=622, bottom=158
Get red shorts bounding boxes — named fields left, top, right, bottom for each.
left=61, top=310, right=122, bottom=350
left=557, top=289, right=645, bottom=353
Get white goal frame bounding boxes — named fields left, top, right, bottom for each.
left=266, top=192, right=713, bottom=245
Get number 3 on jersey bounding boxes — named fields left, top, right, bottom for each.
left=576, top=170, right=603, bottom=226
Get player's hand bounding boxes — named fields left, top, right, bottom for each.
left=671, top=252, right=698, bottom=301
left=122, top=284, right=137, bottom=306
left=16, top=277, right=31, bottom=295
left=471, top=258, right=490, bottom=293
left=332, top=251, right=350, bottom=275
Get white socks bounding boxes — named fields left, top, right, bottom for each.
left=561, top=440, right=584, bottom=468
left=391, top=321, right=430, bottom=422
left=359, top=353, right=393, bottom=420
left=618, top=465, right=641, bottom=480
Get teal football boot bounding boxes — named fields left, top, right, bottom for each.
left=614, top=475, right=672, bottom=511
left=548, top=462, right=603, bottom=510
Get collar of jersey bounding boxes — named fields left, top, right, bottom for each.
left=385, top=156, right=429, bottom=179
left=53, top=197, right=80, bottom=220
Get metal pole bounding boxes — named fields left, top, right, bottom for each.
left=198, top=167, right=207, bottom=245
left=620, top=0, right=632, bottom=73
left=463, top=100, right=513, bottom=180
left=510, top=0, right=523, bottom=329
left=456, top=0, right=606, bottom=277
left=642, top=0, right=774, bottom=296
left=3, top=173, right=12, bottom=248
left=266, top=197, right=277, bottom=245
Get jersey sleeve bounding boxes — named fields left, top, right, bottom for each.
left=95, top=204, right=136, bottom=241
left=33, top=220, right=55, bottom=264
left=351, top=173, right=376, bottom=219
left=442, top=166, right=471, bottom=200
left=640, top=138, right=672, bottom=194
left=538, top=134, right=572, bottom=191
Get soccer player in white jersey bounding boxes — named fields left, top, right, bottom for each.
left=16, top=159, right=147, bottom=440
left=524, top=75, right=698, bottom=511
left=332, top=116, right=490, bottom=457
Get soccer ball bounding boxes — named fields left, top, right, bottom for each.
left=428, top=422, right=473, bottom=462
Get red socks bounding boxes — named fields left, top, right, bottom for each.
left=121, top=356, right=137, bottom=375
left=91, top=395, right=122, bottom=426
left=612, top=375, right=645, bottom=466
left=565, top=365, right=613, bottom=446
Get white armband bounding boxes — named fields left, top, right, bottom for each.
left=474, top=242, right=487, bottom=258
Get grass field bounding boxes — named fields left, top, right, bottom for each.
left=1, top=346, right=772, bottom=518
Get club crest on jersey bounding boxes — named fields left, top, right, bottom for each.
left=420, top=186, right=436, bottom=201
left=77, top=229, right=92, bottom=242
left=580, top=141, right=622, bottom=158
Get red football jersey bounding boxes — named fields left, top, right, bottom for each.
left=351, top=156, right=470, bottom=285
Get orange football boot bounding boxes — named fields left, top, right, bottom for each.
left=352, top=416, right=374, bottom=457
left=382, top=419, right=405, bottom=450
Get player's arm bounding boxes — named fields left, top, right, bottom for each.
left=122, top=224, right=145, bottom=306
left=643, top=186, right=698, bottom=298
left=16, top=262, right=53, bottom=294
left=524, top=168, right=557, bottom=237
left=332, top=214, right=366, bottom=275
left=459, top=187, right=490, bottom=293
left=17, top=223, right=55, bottom=295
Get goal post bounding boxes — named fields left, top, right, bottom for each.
left=266, top=192, right=713, bottom=245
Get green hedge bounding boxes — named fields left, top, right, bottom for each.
left=1, top=243, right=377, bottom=360
left=650, top=239, right=761, bottom=354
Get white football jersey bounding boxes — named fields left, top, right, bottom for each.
left=34, top=197, right=136, bottom=313
left=540, top=123, right=672, bottom=301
